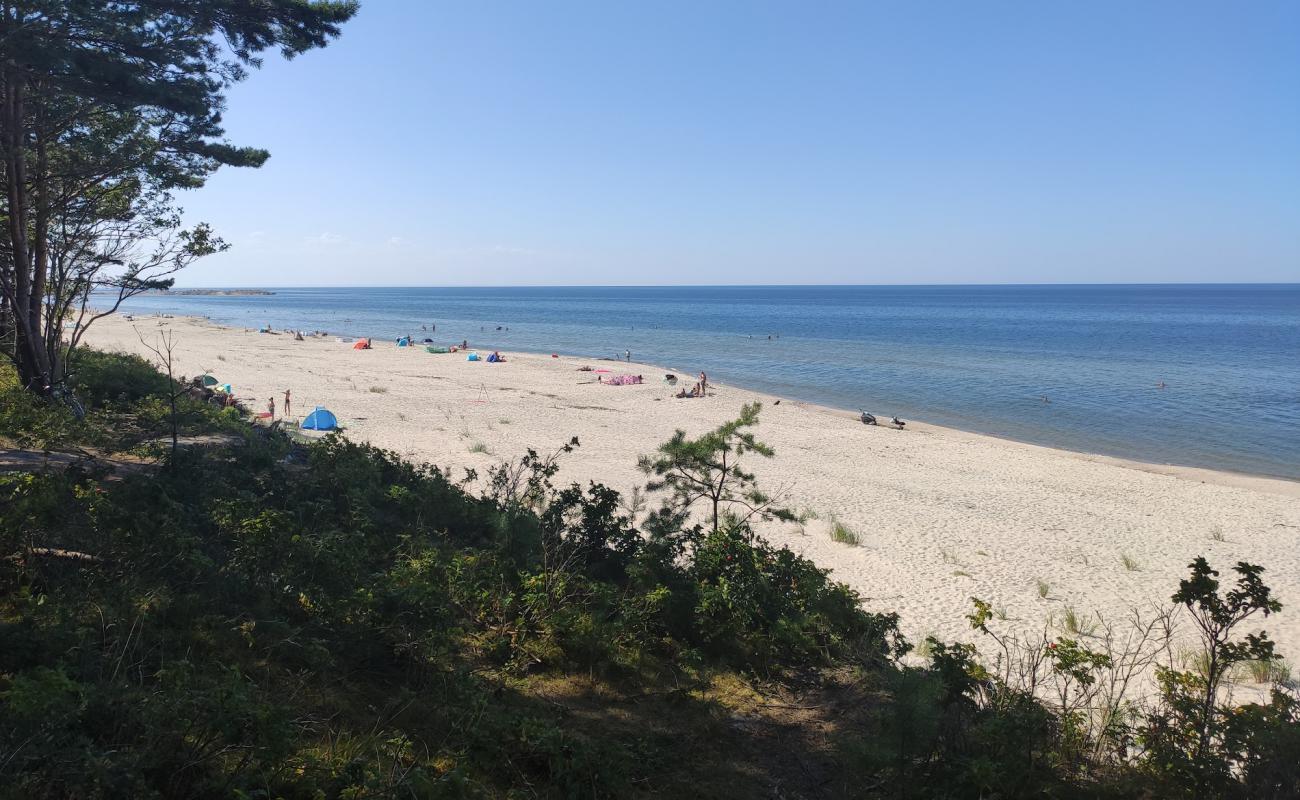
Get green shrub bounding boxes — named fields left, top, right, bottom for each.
left=2, top=363, right=1296, bottom=799
left=70, top=349, right=172, bottom=409
left=689, top=523, right=904, bottom=668
left=0, top=368, right=82, bottom=448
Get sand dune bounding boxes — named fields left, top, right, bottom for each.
left=91, top=314, right=1300, bottom=664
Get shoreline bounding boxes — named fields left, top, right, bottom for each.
left=87, top=312, right=1300, bottom=659
left=114, top=309, right=1300, bottom=492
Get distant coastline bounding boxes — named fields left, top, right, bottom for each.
left=152, top=288, right=275, bottom=296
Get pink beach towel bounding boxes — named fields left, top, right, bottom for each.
left=604, top=374, right=643, bottom=386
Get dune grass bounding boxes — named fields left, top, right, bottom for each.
left=827, top=515, right=861, bottom=546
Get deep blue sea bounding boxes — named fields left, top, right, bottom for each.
left=105, top=285, right=1300, bottom=479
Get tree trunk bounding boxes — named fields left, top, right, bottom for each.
left=31, top=115, right=51, bottom=380
left=2, top=61, right=52, bottom=393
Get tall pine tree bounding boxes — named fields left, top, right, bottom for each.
left=0, top=1, right=357, bottom=398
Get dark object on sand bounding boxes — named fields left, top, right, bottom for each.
left=891, top=416, right=906, bottom=430
left=860, top=410, right=877, bottom=425
left=665, top=373, right=677, bottom=385
left=774, top=399, right=780, bottom=405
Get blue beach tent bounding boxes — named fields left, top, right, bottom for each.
left=300, top=406, right=338, bottom=431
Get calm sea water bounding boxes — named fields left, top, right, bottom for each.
left=106, top=285, right=1300, bottom=479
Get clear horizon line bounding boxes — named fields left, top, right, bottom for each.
left=163, top=281, right=1300, bottom=289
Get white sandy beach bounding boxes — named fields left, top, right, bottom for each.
left=90, top=314, right=1300, bottom=667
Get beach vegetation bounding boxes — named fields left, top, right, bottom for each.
left=368, top=385, right=389, bottom=393
left=1061, top=605, right=1098, bottom=637
left=1141, top=558, right=1290, bottom=796
left=638, top=401, right=794, bottom=533
left=797, top=506, right=821, bottom=522
left=467, top=441, right=490, bottom=454
left=1210, top=526, right=1227, bottom=542
left=1244, top=657, right=1292, bottom=686
left=1122, top=552, right=1141, bottom=571
left=1, top=354, right=1297, bottom=799
left=913, top=636, right=936, bottom=660
left=1037, top=578, right=1051, bottom=599
left=828, top=515, right=861, bottom=546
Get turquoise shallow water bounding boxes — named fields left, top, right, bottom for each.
left=105, top=285, right=1300, bottom=479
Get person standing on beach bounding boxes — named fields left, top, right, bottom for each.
left=699, top=371, right=708, bottom=395
left=267, top=397, right=275, bottom=419
left=283, top=389, right=292, bottom=418
left=625, top=349, right=631, bottom=362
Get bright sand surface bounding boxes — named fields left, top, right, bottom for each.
left=90, top=314, right=1300, bottom=666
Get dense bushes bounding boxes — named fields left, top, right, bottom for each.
left=1, top=354, right=1297, bottom=798
left=68, top=350, right=173, bottom=410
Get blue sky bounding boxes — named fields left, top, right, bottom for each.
left=173, top=1, right=1299, bottom=286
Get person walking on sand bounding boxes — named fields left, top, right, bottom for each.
left=283, top=389, right=292, bottom=418
left=698, top=371, right=708, bottom=395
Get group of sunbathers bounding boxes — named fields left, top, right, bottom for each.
left=674, top=371, right=709, bottom=398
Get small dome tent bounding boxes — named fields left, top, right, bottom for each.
left=200, top=374, right=219, bottom=387
left=300, top=407, right=338, bottom=431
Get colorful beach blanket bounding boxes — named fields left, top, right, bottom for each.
left=604, top=374, right=643, bottom=386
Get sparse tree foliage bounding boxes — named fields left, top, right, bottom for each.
left=0, top=1, right=357, bottom=399
left=638, top=401, right=794, bottom=533
left=1141, top=558, right=1288, bottom=797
